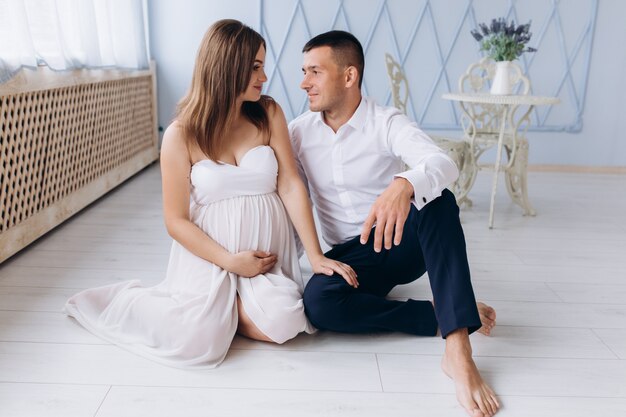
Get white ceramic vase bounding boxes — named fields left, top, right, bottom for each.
left=490, top=60, right=513, bottom=95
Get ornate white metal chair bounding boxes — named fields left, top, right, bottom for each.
left=384, top=53, right=472, bottom=206
left=457, top=57, right=535, bottom=216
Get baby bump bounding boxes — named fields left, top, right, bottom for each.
left=191, top=192, right=294, bottom=254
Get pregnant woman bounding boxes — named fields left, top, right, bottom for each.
left=64, top=19, right=356, bottom=369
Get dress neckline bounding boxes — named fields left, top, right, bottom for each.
left=192, top=145, right=270, bottom=169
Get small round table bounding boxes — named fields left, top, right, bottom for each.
left=442, top=93, right=560, bottom=228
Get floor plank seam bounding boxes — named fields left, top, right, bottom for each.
left=92, top=385, right=112, bottom=417
left=589, top=328, right=621, bottom=360
left=374, top=353, right=384, bottom=392
left=544, top=282, right=567, bottom=302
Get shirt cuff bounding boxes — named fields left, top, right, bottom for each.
left=394, top=167, right=440, bottom=210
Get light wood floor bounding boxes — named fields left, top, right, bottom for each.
left=1, top=163, right=625, bottom=417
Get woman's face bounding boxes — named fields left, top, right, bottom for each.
left=240, top=45, right=268, bottom=102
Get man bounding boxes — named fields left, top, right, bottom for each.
left=288, top=30, right=500, bottom=417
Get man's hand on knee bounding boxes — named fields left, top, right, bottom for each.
left=360, top=178, right=413, bottom=252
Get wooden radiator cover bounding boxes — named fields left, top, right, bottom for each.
left=0, top=66, right=159, bottom=263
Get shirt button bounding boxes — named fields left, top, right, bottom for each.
left=422, top=197, right=427, bottom=203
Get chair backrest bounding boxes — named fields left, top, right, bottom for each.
left=385, top=55, right=532, bottom=133
left=384, top=52, right=468, bottom=178
left=385, top=53, right=409, bottom=114
left=458, top=57, right=531, bottom=135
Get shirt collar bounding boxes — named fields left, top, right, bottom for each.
left=313, top=110, right=325, bottom=126
left=345, top=97, right=367, bottom=131
left=313, top=96, right=367, bottom=131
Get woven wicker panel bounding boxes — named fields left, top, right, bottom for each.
left=0, top=74, right=156, bottom=235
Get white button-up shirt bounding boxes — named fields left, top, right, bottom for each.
left=289, top=96, right=459, bottom=246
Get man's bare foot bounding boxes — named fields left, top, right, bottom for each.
left=442, top=329, right=499, bottom=417
left=477, top=302, right=496, bottom=336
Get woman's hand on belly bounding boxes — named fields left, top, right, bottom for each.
left=225, top=250, right=278, bottom=278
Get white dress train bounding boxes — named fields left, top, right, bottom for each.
left=64, top=145, right=315, bottom=369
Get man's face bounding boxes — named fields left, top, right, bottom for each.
left=300, top=46, right=346, bottom=113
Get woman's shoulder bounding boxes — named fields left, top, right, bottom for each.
left=161, top=120, right=193, bottom=156
left=258, top=95, right=278, bottom=113
left=259, top=96, right=286, bottom=121
left=164, top=119, right=184, bottom=135
left=163, top=120, right=192, bottom=142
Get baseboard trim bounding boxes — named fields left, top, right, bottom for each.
left=528, top=165, right=626, bottom=174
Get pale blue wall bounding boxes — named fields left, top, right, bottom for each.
left=148, top=0, right=626, bottom=167
left=148, top=0, right=258, bottom=135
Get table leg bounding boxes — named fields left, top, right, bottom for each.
left=488, top=105, right=509, bottom=229
left=452, top=140, right=476, bottom=208
left=505, top=138, right=537, bottom=216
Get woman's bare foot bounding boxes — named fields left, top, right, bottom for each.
left=442, top=329, right=500, bottom=416
left=477, top=302, right=496, bottom=336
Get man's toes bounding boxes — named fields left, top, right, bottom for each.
left=478, top=324, right=493, bottom=336
left=487, top=393, right=500, bottom=414
left=477, top=400, right=492, bottom=417
left=480, top=318, right=495, bottom=329
left=491, top=393, right=500, bottom=408
left=469, top=407, right=485, bottom=417
left=487, top=398, right=499, bottom=415
left=480, top=311, right=496, bottom=324
left=478, top=313, right=496, bottom=335
left=478, top=395, right=494, bottom=416
left=463, top=404, right=483, bottom=417
left=476, top=391, right=499, bottom=416
left=460, top=396, right=485, bottom=417
left=477, top=302, right=497, bottom=320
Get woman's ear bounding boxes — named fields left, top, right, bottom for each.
left=344, top=66, right=359, bottom=88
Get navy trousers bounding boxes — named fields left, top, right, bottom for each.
left=303, top=189, right=481, bottom=338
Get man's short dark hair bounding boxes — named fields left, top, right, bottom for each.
left=303, top=30, right=365, bottom=88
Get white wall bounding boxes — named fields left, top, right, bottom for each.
left=148, top=0, right=626, bottom=167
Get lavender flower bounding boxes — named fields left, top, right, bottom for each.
left=470, top=18, right=537, bottom=61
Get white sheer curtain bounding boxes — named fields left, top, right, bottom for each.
left=0, top=0, right=149, bottom=83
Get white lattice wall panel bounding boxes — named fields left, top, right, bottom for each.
left=260, top=0, right=597, bottom=132
left=0, top=67, right=159, bottom=262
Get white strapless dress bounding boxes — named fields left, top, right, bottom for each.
left=64, top=145, right=314, bottom=369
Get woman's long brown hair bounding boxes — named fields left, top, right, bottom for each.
left=176, top=19, right=272, bottom=162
